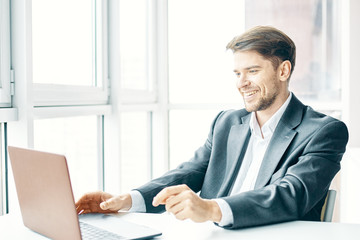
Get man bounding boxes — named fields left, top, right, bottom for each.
left=76, top=26, right=348, bottom=229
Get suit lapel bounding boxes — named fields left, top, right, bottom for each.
left=254, top=94, right=304, bottom=189
left=254, top=122, right=296, bottom=188
left=217, top=114, right=251, bottom=197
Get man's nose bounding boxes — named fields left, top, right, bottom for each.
left=236, top=74, right=250, bottom=88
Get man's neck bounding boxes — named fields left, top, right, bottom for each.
left=255, top=91, right=290, bottom=128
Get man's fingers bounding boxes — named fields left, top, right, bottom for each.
left=75, top=195, right=89, bottom=212
left=166, top=197, right=185, bottom=215
left=100, top=197, right=115, bottom=210
left=75, top=191, right=115, bottom=214
left=75, top=199, right=91, bottom=214
left=164, top=196, right=176, bottom=212
left=76, top=203, right=86, bottom=214
left=76, top=205, right=83, bottom=214
left=153, top=184, right=190, bottom=207
left=100, top=200, right=111, bottom=210
left=81, top=209, right=92, bottom=214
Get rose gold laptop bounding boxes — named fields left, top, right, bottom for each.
left=8, top=146, right=162, bottom=240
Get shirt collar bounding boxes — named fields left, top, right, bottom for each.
left=249, top=92, right=292, bottom=139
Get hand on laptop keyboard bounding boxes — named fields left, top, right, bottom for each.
left=76, top=191, right=132, bottom=215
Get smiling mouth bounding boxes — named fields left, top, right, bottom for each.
left=243, top=90, right=259, bottom=98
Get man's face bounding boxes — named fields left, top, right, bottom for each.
left=233, top=50, right=283, bottom=113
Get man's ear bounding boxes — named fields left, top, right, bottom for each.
left=278, top=60, right=291, bottom=82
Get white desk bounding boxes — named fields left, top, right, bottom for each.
left=1, top=212, right=359, bottom=240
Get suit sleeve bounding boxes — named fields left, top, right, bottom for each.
left=133, top=111, right=224, bottom=213
left=222, top=120, right=348, bottom=229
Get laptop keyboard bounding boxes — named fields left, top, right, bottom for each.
left=79, top=221, right=126, bottom=240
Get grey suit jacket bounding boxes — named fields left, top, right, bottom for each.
left=135, top=94, right=349, bottom=229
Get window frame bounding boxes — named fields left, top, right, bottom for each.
left=4, top=0, right=111, bottom=214
left=0, top=0, right=11, bottom=108
left=103, top=0, right=166, bottom=193
left=32, top=0, right=109, bottom=107
left=0, top=0, right=12, bottom=216
left=116, top=0, right=158, bottom=104
left=33, top=84, right=109, bottom=107
left=29, top=0, right=110, bottom=194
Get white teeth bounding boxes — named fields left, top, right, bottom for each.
left=244, top=90, right=258, bottom=97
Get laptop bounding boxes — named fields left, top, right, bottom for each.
left=8, top=146, right=162, bottom=240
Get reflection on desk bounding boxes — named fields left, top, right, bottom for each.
left=1, top=212, right=359, bottom=240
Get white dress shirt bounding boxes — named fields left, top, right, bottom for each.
left=129, top=93, right=293, bottom=226
left=215, top=92, right=292, bottom=226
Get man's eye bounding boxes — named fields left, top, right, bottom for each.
left=249, top=70, right=258, bottom=74
left=235, top=72, right=241, bottom=77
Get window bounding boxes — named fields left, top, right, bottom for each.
left=119, top=0, right=148, bottom=91
left=6, top=0, right=109, bottom=214
left=103, top=0, right=160, bottom=193
left=34, top=116, right=101, bottom=200
left=30, top=0, right=109, bottom=201
left=117, top=0, right=157, bottom=103
left=169, top=110, right=218, bottom=169
left=168, top=0, right=244, bottom=105
left=30, top=1, right=109, bottom=200
left=32, top=0, right=108, bottom=106
left=119, top=112, right=151, bottom=192
left=168, top=0, right=245, bottom=167
left=32, top=0, right=94, bottom=86
left=245, top=0, right=341, bottom=105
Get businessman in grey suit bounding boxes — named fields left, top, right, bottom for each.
left=76, top=26, right=348, bottom=229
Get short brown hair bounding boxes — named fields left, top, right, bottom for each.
left=226, top=26, right=296, bottom=80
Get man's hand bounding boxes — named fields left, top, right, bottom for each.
left=152, top=184, right=222, bottom=223
left=75, top=191, right=132, bottom=215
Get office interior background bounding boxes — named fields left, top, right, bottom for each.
left=0, top=0, right=359, bottom=224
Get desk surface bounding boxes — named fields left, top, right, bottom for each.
left=1, top=212, right=359, bottom=240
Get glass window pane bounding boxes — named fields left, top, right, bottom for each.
left=168, top=0, right=245, bottom=104
left=245, top=0, right=341, bottom=102
left=169, top=110, right=219, bottom=169
left=34, top=116, right=99, bottom=200
left=119, top=0, right=149, bottom=90
left=120, top=112, right=150, bottom=192
left=32, top=0, right=94, bottom=86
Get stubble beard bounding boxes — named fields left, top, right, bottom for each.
left=244, top=93, right=277, bottom=112
left=243, top=78, right=279, bottom=112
